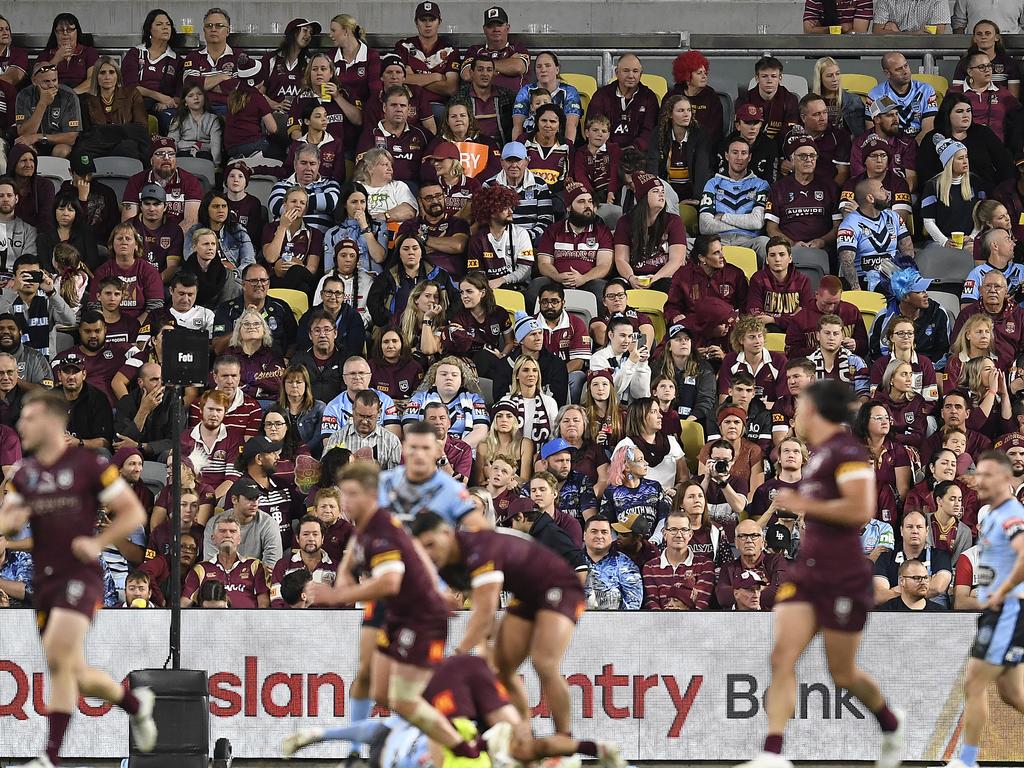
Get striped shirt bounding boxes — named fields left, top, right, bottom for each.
left=642, top=550, right=715, bottom=610
left=803, top=0, right=873, bottom=24
left=268, top=175, right=342, bottom=233
left=484, top=169, right=556, bottom=242
left=325, top=423, right=403, bottom=470
left=402, top=388, right=490, bottom=438
left=187, top=389, right=263, bottom=442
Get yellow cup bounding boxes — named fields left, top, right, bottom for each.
left=925, top=25, right=938, bottom=34
left=951, top=231, right=965, bottom=248
left=636, top=276, right=653, bottom=287
left=320, top=83, right=331, bottom=102
left=829, top=25, right=842, bottom=34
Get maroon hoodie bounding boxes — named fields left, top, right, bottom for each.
left=8, top=143, right=55, bottom=229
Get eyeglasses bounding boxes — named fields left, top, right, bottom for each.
left=344, top=370, right=371, bottom=377
left=664, top=526, right=690, bottom=535
left=204, top=22, right=228, bottom=29
left=311, top=326, right=335, bottom=335
left=736, top=533, right=762, bottom=540
left=264, top=420, right=287, bottom=428
left=420, top=192, right=444, bottom=201
left=239, top=322, right=264, bottom=330
left=891, top=330, right=914, bottom=338
left=902, top=575, right=929, bottom=582
left=870, top=414, right=891, bottom=422
left=244, top=278, right=270, bottom=286
left=793, top=153, right=818, bottom=161
left=969, top=63, right=993, bottom=71
left=180, top=544, right=199, bottom=553
left=55, top=25, right=77, bottom=32
left=605, top=292, right=627, bottom=300
left=153, top=150, right=175, bottom=158
left=353, top=410, right=379, bottom=421
left=321, top=290, right=344, bottom=297
left=539, top=298, right=561, bottom=306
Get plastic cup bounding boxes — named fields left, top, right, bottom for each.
left=320, top=83, right=331, bottom=102
left=951, top=231, right=965, bottom=248
left=829, top=25, right=842, bottom=34
left=925, top=25, right=938, bottom=34
left=637, top=276, right=653, bottom=287
left=181, top=18, right=194, bottom=34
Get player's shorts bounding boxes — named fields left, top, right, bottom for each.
left=427, top=656, right=511, bottom=721
left=34, top=575, right=104, bottom=634
left=362, top=599, right=388, bottom=630
left=378, top=616, right=448, bottom=668
left=775, top=577, right=872, bottom=633
left=972, top=599, right=1024, bottom=666
left=506, top=581, right=586, bottom=624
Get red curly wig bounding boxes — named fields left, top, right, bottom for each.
left=471, top=184, right=521, bottom=225
left=673, top=50, right=710, bottom=85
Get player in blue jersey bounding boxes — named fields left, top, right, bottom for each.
left=866, top=53, right=938, bottom=137
left=945, top=450, right=1024, bottom=768
left=836, top=178, right=915, bottom=291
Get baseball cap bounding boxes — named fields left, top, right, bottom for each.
left=240, top=436, right=283, bottom=464
left=140, top=183, right=166, bottom=203
left=229, top=477, right=263, bottom=500
left=611, top=512, right=650, bottom=536
left=483, top=6, right=509, bottom=24
left=70, top=153, right=96, bottom=176
left=907, top=275, right=934, bottom=293
left=56, top=352, right=85, bottom=372
left=430, top=141, right=461, bottom=161
left=416, top=1, right=442, bottom=19
left=735, top=103, right=764, bottom=122
left=868, top=95, right=899, bottom=119
left=507, top=496, right=538, bottom=519
left=285, top=18, right=322, bottom=36
left=380, top=52, right=406, bottom=72
left=540, top=438, right=576, bottom=461
left=734, top=570, right=768, bottom=590
left=667, top=322, right=694, bottom=341
left=501, top=141, right=528, bottom=160
left=765, top=523, right=791, bottom=552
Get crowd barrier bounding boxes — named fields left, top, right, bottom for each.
left=1, top=609, right=1020, bottom=762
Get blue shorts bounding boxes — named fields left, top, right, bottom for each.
left=378, top=717, right=429, bottom=768
left=972, top=599, right=1024, bottom=667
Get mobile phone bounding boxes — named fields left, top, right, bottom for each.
left=27, top=271, right=43, bottom=283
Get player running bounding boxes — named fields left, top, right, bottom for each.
left=307, top=462, right=482, bottom=760
left=0, top=390, right=157, bottom=768
left=410, top=513, right=600, bottom=757
left=735, top=380, right=904, bottom=768
left=945, top=450, right=1024, bottom=768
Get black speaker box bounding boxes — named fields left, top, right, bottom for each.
left=162, top=329, right=211, bottom=386
left=127, top=669, right=209, bottom=768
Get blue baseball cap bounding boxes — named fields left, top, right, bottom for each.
left=540, top=438, right=576, bottom=460
left=500, top=141, right=528, bottom=160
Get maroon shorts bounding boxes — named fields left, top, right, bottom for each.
left=362, top=599, right=388, bottom=629
left=377, top=615, right=448, bottom=668
left=775, top=577, right=873, bottom=632
left=426, top=656, right=511, bottom=720
left=506, top=581, right=586, bottom=624
left=33, top=575, right=104, bottom=634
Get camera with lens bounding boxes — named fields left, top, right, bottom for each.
left=713, top=459, right=730, bottom=474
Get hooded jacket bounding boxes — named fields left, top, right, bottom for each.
left=8, top=143, right=54, bottom=230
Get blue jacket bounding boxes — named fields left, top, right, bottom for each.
left=585, top=550, right=643, bottom=610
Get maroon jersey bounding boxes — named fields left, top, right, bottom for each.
left=717, top=349, right=786, bottom=402
left=872, top=390, right=928, bottom=449
left=716, top=551, right=789, bottom=609
left=89, top=258, right=165, bottom=320
left=569, top=143, right=621, bottom=202
left=187, top=391, right=262, bottom=441
left=395, top=36, right=461, bottom=105
left=224, top=89, right=273, bottom=147
left=332, top=45, right=381, bottom=105
left=370, top=358, right=426, bottom=401
left=537, top=219, right=614, bottom=275
left=765, top=175, right=841, bottom=243
left=849, top=132, right=917, bottom=180
left=746, top=265, right=812, bottom=328
left=269, top=549, right=338, bottom=607
left=444, top=307, right=512, bottom=356
left=227, top=194, right=265, bottom=245
left=228, top=346, right=286, bottom=400
left=37, top=44, right=98, bottom=89
left=461, top=41, right=529, bottom=93
left=259, top=222, right=324, bottom=273
left=784, top=126, right=851, bottom=182
left=356, top=122, right=430, bottom=184
left=525, top=141, right=570, bottom=188
left=613, top=211, right=687, bottom=275
left=951, top=300, right=1024, bottom=369
left=737, top=86, right=799, bottom=143
left=541, top=311, right=591, bottom=364
left=286, top=91, right=354, bottom=142
left=132, top=217, right=184, bottom=273
left=102, top=314, right=141, bottom=347
left=123, top=169, right=204, bottom=226
left=182, top=555, right=270, bottom=607
left=9, top=447, right=127, bottom=609
left=321, top=517, right=356, bottom=563
left=951, top=83, right=1020, bottom=142
left=0, top=45, right=30, bottom=81
left=121, top=46, right=182, bottom=96
left=51, top=344, right=127, bottom=407
left=642, top=551, right=716, bottom=610
left=182, top=45, right=260, bottom=108
left=784, top=299, right=869, bottom=358
left=179, top=424, right=244, bottom=490
left=442, top=529, right=585, bottom=622
left=397, top=215, right=471, bottom=278
left=437, top=175, right=482, bottom=220
left=586, top=83, right=659, bottom=151
left=424, top=655, right=510, bottom=721
left=665, top=261, right=748, bottom=321
left=259, top=52, right=306, bottom=103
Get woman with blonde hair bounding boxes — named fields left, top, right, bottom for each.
left=89, top=222, right=163, bottom=323
left=285, top=52, right=362, bottom=142
left=404, top=355, right=489, bottom=448
left=959, top=354, right=1012, bottom=438
left=328, top=13, right=380, bottom=105
left=810, top=56, right=865, bottom=136
left=472, top=400, right=535, bottom=485
left=970, top=199, right=1021, bottom=262
left=228, top=307, right=286, bottom=402
left=554, top=404, right=610, bottom=495
left=582, top=370, right=625, bottom=454
left=921, top=132, right=986, bottom=251
left=398, top=279, right=448, bottom=361
left=945, top=313, right=995, bottom=385
left=496, top=356, right=559, bottom=444
left=873, top=359, right=928, bottom=449
left=434, top=99, right=502, bottom=180
left=352, top=148, right=418, bottom=222
left=430, top=142, right=481, bottom=218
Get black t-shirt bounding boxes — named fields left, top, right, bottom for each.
left=873, top=547, right=953, bottom=587
left=881, top=596, right=945, bottom=611
left=66, top=383, right=114, bottom=445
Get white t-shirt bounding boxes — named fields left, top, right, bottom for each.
left=362, top=181, right=418, bottom=217
left=613, top=436, right=685, bottom=492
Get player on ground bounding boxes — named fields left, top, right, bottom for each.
left=945, top=450, right=1024, bottom=768
left=306, top=462, right=482, bottom=760
left=411, top=513, right=607, bottom=761
left=0, top=390, right=157, bottom=768
left=735, top=380, right=904, bottom=768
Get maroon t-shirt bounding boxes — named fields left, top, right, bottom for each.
left=182, top=556, right=270, bottom=607
left=132, top=217, right=184, bottom=273
left=89, top=258, right=165, bottom=320
left=737, top=85, right=800, bottom=143
left=321, top=517, right=356, bottom=563
left=444, top=307, right=512, bottom=356
left=227, top=345, right=286, bottom=400
left=37, top=44, right=98, bottom=88
left=123, top=169, right=204, bottom=225
left=224, top=90, right=272, bottom=147
left=121, top=46, right=182, bottom=96
left=784, top=299, right=870, bottom=358
left=613, top=211, right=686, bottom=275
left=0, top=45, right=30, bottom=81
left=51, top=344, right=127, bottom=406
left=537, top=219, right=614, bottom=274
left=259, top=52, right=305, bottom=103
left=765, top=174, right=841, bottom=243
left=461, top=41, right=529, bottom=93
left=665, top=261, right=749, bottom=320
left=227, top=194, right=265, bottom=245
left=397, top=215, right=471, bottom=278
left=356, top=122, right=430, bottom=183
left=395, top=35, right=461, bottom=104
left=182, top=46, right=261, bottom=107
left=103, top=314, right=141, bottom=347
left=370, top=358, right=425, bottom=401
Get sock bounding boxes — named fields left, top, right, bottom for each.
left=873, top=703, right=899, bottom=733
left=119, top=688, right=141, bottom=716
left=323, top=720, right=387, bottom=745
left=576, top=740, right=598, bottom=757
left=960, top=744, right=980, bottom=766
left=451, top=740, right=481, bottom=759
left=763, top=734, right=784, bottom=755
left=351, top=697, right=373, bottom=723
left=45, top=711, right=72, bottom=764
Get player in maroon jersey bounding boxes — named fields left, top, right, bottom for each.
left=411, top=512, right=591, bottom=748
left=0, top=390, right=157, bottom=768
left=735, top=380, right=903, bottom=768
left=306, top=462, right=483, bottom=759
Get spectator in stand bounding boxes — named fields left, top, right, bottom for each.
left=55, top=354, right=113, bottom=452
left=950, top=52, right=1021, bottom=143
left=737, top=57, right=799, bottom=146
left=873, top=509, right=953, bottom=606
left=295, top=280, right=365, bottom=361
left=13, top=61, right=81, bottom=159
left=534, top=282, right=591, bottom=400
left=995, top=432, right=1024, bottom=501
left=426, top=142, right=482, bottom=222
left=964, top=228, right=1024, bottom=307
left=82, top=57, right=147, bottom=131
left=423, top=401, right=473, bottom=482
left=51, top=309, right=129, bottom=406
left=811, top=57, right=868, bottom=139
left=222, top=82, right=276, bottom=160
left=718, top=316, right=786, bottom=407
left=750, top=432, right=805, bottom=525
left=219, top=443, right=294, bottom=557
left=840, top=133, right=914, bottom=224
left=183, top=228, right=241, bottom=308
left=906, top=447, right=981, bottom=532
left=670, top=51, right=724, bottom=150
left=286, top=104, right=346, bottom=184
left=921, top=389, right=992, bottom=465
left=719, top=103, right=778, bottom=187
left=324, top=389, right=402, bottom=469
left=321, top=356, right=402, bottom=440
left=785, top=275, right=869, bottom=358
left=122, top=137, right=203, bottom=232
left=130, top=184, right=184, bottom=284
left=87, top=223, right=163, bottom=326
left=443, top=271, right=512, bottom=374
left=0, top=16, right=29, bottom=88
left=590, top=316, right=652, bottom=405
left=482, top=452, right=520, bottom=521
left=187, top=355, right=263, bottom=441
left=953, top=542, right=983, bottom=609
left=460, top=5, right=529, bottom=93
left=225, top=309, right=286, bottom=404
left=523, top=104, right=571, bottom=191
left=36, top=193, right=100, bottom=274
left=873, top=0, right=951, bottom=32
left=803, top=0, right=873, bottom=32
left=527, top=470, right=584, bottom=545
left=699, top=137, right=771, bottom=262
left=698, top=411, right=763, bottom=502
left=716, top=518, right=788, bottom=609
left=186, top=190, right=256, bottom=272
left=616, top=397, right=688, bottom=491
left=613, top=171, right=687, bottom=293
left=746, top=238, right=812, bottom=331
left=495, top=355, right=559, bottom=443
left=316, top=241, right=374, bottom=332
left=326, top=13, right=380, bottom=116
left=323, top=184, right=389, bottom=277
left=92, top=276, right=139, bottom=348
left=854, top=401, right=911, bottom=523
left=113, top=361, right=175, bottom=463
left=466, top=182, right=536, bottom=290
left=0, top=314, right=52, bottom=389
left=35, top=13, right=97, bottom=94
left=924, top=95, right=1012, bottom=192
left=673, top=479, right=734, bottom=568
left=665, top=234, right=747, bottom=323
left=58, top=152, right=118, bottom=247
left=257, top=18, right=319, bottom=134
left=608, top=147, right=682, bottom=226
left=0, top=256, right=75, bottom=358
left=352, top=149, right=419, bottom=225
left=183, top=514, right=271, bottom=608
left=808, top=314, right=870, bottom=399
left=642, top=511, right=714, bottom=610
left=582, top=516, right=643, bottom=610
left=212, top=264, right=297, bottom=357
left=272, top=369, right=325, bottom=458
left=0, top=531, right=34, bottom=608
left=455, top=55, right=515, bottom=145
left=929, top=479, right=974, bottom=562
left=284, top=52, right=361, bottom=145
left=182, top=8, right=262, bottom=115
left=6, top=146, right=53, bottom=231
left=971, top=199, right=1024, bottom=263
left=836, top=177, right=915, bottom=291
left=922, top=133, right=989, bottom=257
left=369, top=328, right=426, bottom=405
left=512, top=52, right=583, bottom=144
left=506, top=496, right=588, bottom=577
left=588, top=278, right=655, bottom=348
left=586, top=54, right=659, bottom=152
left=952, top=19, right=1022, bottom=97
left=600, top=443, right=667, bottom=533
left=537, top=436, right=596, bottom=521
left=0, top=352, right=28, bottom=427
left=953, top=268, right=1024, bottom=369
left=873, top=359, right=929, bottom=450
left=649, top=94, right=714, bottom=230
left=357, top=86, right=431, bottom=188
left=432, top=99, right=502, bottom=182
left=394, top=2, right=459, bottom=116
left=485, top=142, right=557, bottom=244
left=261, top=186, right=322, bottom=294
left=402, top=356, right=490, bottom=446
left=880, top=559, right=947, bottom=611
left=168, top=84, right=222, bottom=164
left=269, top=515, right=336, bottom=608
left=269, top=145, right=342, bottom=234
left=367, top=234, right=456, bottom=329
left=784, top=94, right=852, bottom=186
left=868, top=315, right=941, bottom=406
left=958, top=355, right=1014, bottom=440
left=651, top=323, right=714, bottom=426
left=0, top=179, right=36, bottom=268
left=866, top=53, right=938, bottom=139
left=850, top=96, right=918, bottom=190
left=396, top=180, right=471, bottom=279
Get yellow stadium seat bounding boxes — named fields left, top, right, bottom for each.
left=840, top=73, right=878, bottom=98
left=494, top=288, right=526, bottom=322
left=844, top=289, right=886, bottom=333
left=627, top=288, right=667, bottom=343
left=561, top=73, right=598, bottom=113
left=723, top=245, right=757, bottom=280
left=912, top=73, right=948, bottom=102
left=606, top=74, right=668, bottom=103
left=679, top=419, right=705, bottom=475
left=268, top=289, right=309, bottom=322
left=766, top=332, right=786, bottom=353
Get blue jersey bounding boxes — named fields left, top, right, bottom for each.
left=698, top=172, right=770, bottom=238
left=836, top=209, right=910, bottom=280
left=513, top=82, right=584, bottom=134
left=866, top=80, right=939, bottom=135
left=599, top=478, right=667, bottom=533
left=321, top=388, right=401, bottom=436
left=977, top=498, right=1024, bottom=602
left=962, top=262, right=1024, bottom=302
left=401, top=388, right=490, bottom=438
left=379, top=466, right=476, bottom=525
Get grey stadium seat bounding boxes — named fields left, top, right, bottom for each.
left=93, top=156, right=143, bottom=176
left=928, top=290, right=961, bottom=324
left=176, top=156, right=217, bottom=189
left=916, top=246, right=974, bottom=283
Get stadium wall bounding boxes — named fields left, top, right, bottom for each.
left=0, top=610, right=1018, bottom=762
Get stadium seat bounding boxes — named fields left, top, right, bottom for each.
left=912, top=73, right=948, bottom=101
left=93, top=156, right=143, bottom=176
left=792, top=248, right=830, bottom=290
left=176, top=156, right=218, bottom=189
left=608, top=73, right=668, bottom=102
left=37, top=156, right=71, bottom=182
left=94, top=172, right=130, bottom=202
left=723, top=245, right=757, bottom=279
left=248, top=175, right=279, bottom=209
left=916, top=247, right=973, bottom=283
left=717, top=89, right=734, bottom=137
left=562, top=289, right=598, bottom=325
left=748, top=74, right=809, bottom=98
left=844, top=289, right=886, bottom=333
left=626, top=288, right=667, bottom=342
left=840, top=73, right=878, bottom=98
left=478, top=376, right=494, bottom=406
left=928, top=290, right=961, bottom=324
left=796, top=264, right=824, bottom=291
left=766, top=332, right=786, bottom=352
left=268, top=288, right=308, bottom=322
left=679, top=419, right=704, bottom=474
left=561, top=73, right=598, bottom=112
left=494, top=288, right=526, bottom=321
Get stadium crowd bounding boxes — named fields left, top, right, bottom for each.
left=1, top=3, right=1023, bottom=614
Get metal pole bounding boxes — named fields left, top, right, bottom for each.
left=168, top=384, right=183, bottom=669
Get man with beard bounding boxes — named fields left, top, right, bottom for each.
left=849, top=96, right=918, bottom=189
left=57, top=354, right=114, bottom=451
left=295, top=279, right=364, bottom=356
left=51, top=309, right=129, bottom=406
left=0, top=178, right=36, bottom=269
left=993, top=433, right=1024, bottom=503
left=699, top=136, right=771, bottom=262
left=122, top=137, right=204, bottom=231
left=533, top=181, right=613, bottom=304
left=113, top=361, right=176, bottom=463
left=237, top=435, right=300, bottom=548
left=114, top=445, right=155, bottom=512
left=270, top=515, right=337, bottom=608
left=129, top=184, right=184, bottom=283
left=397, top=182, right=470, bottom=278
left=539, top=437, right=598, bottom=524
left=836, top=177, right=914, bottom=291
left=0, top=314, right=52, bottom=387
left=535, top=283, right=590, bottom=403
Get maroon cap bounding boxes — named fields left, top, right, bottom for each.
left=113, top=445, right=143, bottom=468
left=507, top=496, right=538, bottom=519
left=858, top=132, right=891, bottom=159
left=631, top=171, right=661, bottom=201
left=416, top=1, right=442, bottom=19
left=995, top=432, right=1024, bottom=451
left=285, top=18, right=322, bottom=37
left=564, top=179, right=590, bottom=209
left=735, top=103, right=764, bottom=122
left=430, top=141, right=461, bottom=161
left=150, top=136, right=176, bottom=155
left=785, top=133, right=816, bottom=159
left=734, top=569, right=767, bottom=590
